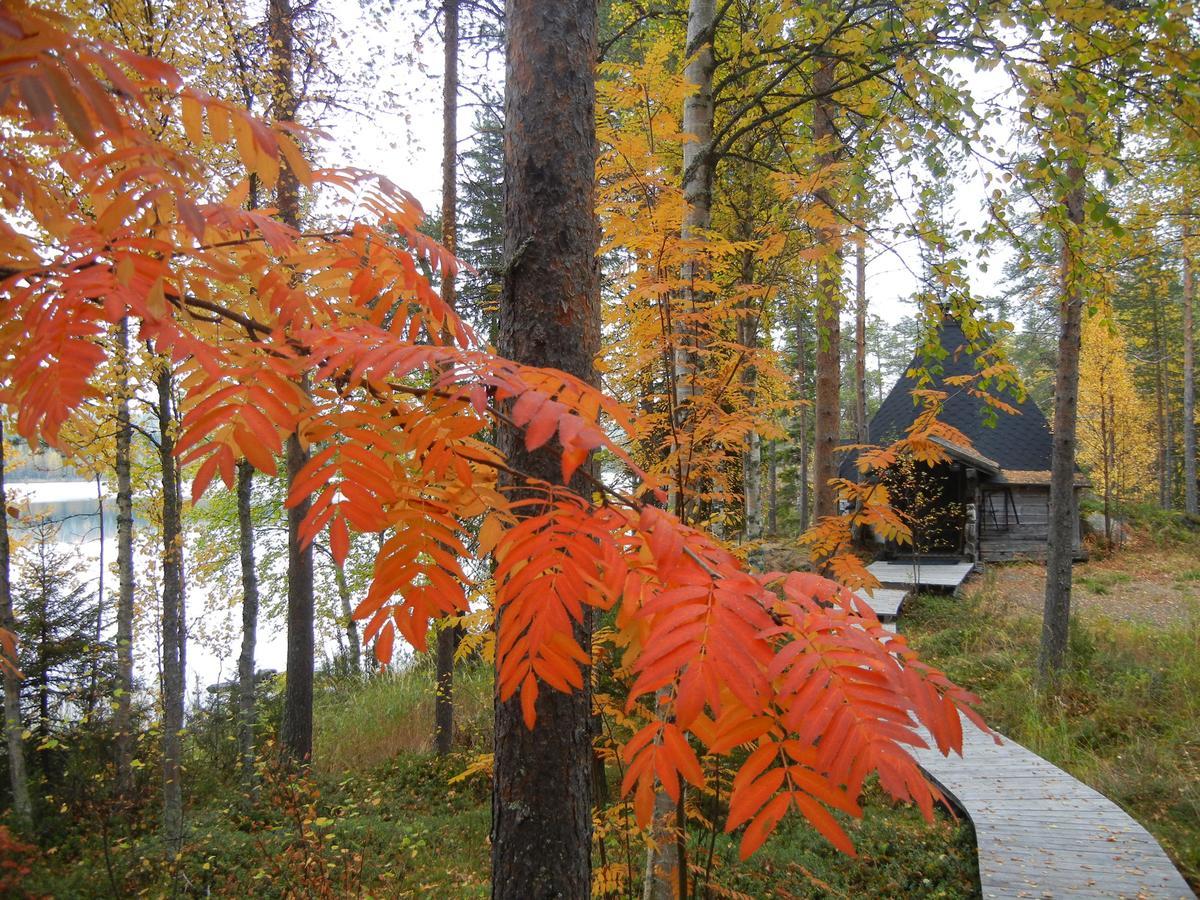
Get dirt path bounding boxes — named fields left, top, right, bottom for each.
left=968, top=543, right=1200, bottom=628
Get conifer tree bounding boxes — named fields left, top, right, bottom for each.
left=491, top=0, right=599, bottom=893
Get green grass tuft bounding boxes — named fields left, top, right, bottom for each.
left=313, top=660, right=493, bottom=774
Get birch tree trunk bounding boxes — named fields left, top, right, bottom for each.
left=767, top=439, right=778, bottom=534
left=647, top=2, right=717, bottom=893
left=739, top=253, right=762, bottom=546
left=0, top=419, right=33, bottom=833
left=334, top=565, right=360, bottom=675
left=1039, top=154, right=1086, bottom=680
left=1153, top=293, right=1172, bottom=508
left=492, top=0, right=598, bottom=894
left=671, top=0, right=716, bottom=525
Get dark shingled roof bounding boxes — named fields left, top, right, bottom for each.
left=840, top=316, right=1054, bottom=478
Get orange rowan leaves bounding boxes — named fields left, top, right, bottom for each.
left=0, top=1, right=990, bottom=862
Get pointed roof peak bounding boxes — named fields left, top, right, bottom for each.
left=845, top=315, right=1054, bottom=475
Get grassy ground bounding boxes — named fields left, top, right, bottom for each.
left=32, top=524, right=1200, bottom=897
left=21, top=659, right=979, bottom=897
left=670, top=784, right=977, bottom=899
left=903, top=560, right=1200, bottom=892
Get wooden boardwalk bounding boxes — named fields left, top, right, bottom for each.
left=852, top=587, right=908, bottom=620
left=868, top=559, right=975, bottom=592
left=910, top=716, right=1194, bottom=899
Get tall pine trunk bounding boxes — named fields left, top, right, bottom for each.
left=0, top=419, right=33, bottom=833
left=795, top=305, right=810, bottom=532
left=270, top=0, right=315, bottom=765
left=157, top=366, right=185, bottom=854
left=1039, top=154, right=1085, bottom=680
left=492, top=0, right=598, bottom=894
left=854, top=229, right=868, bottom=444
left=434, top=0, right=459, bottom=759
left=1183, top=218, right=1196, bottom=516
left=812, top=58, right=842, bottom=525
left=114, top=318, right=136, bottom=798
left=235, top=461, right=260, bottom=787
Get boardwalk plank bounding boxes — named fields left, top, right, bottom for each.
left=873, top=576, right=1192, bottom=899
left=853, top=587, right=908, bottom=620
left=912, top=716, right=1194, bottom=899
left=867, top=560, right=975, bottom=592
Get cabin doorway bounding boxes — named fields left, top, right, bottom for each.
left=882, top=460, right=968, bottom=557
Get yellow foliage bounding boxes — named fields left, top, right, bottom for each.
left=1078, top=306, right=1156, bottom=506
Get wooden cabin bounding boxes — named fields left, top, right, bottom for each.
left=842, top=316, right=1085, bottom=563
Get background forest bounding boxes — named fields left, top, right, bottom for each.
left=0, top=0, right=1197, bottom=896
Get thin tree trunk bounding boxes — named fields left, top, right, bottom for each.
left=235, top=461, right=260, bottom=788
left=492, top=0, right=598, bottom=894
left=1100, top=378, right=1111, bottom=547
left=854, top=228, right=868, bottom=444
left=269, top=0, right=315, bottom=765
left=743, top=433, right=762, bottom=543
left=434, top=0, right=460, bottom=759
left=441, top=0, right=459, bottom=312
left=1164, top=316, right=1174, bottom=508
left=333, top=564, right=360, bottom=675
left=812, top=58, right=842, bottom=526
left=87, top=474, right=104, bottom=722
left=767, top=440, right=778, bottom=535
left=1039, top=155, right=1086, bottom=680
left=1153, top=293, right=1170, bottom=508
left=1183, top=218, right=1196, bottom=516
left=114, top=318, right=135, bottom=798
left=157, top=365, right=185, bottom=854
left=795, top=305, right=810, bottom=532
left=0, top=419, right=33, bottom=833
left=739, top=253, right=762, bottom=547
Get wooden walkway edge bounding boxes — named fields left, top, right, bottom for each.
left=861, top=565, right=1194, bottom=897
left=910, top=719, right=1194, bottom=898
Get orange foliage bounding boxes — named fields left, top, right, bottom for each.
left=0, top=1, right=989, bottom=858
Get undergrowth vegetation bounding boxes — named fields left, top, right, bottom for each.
left=904, top=566, right=1200, bottom=890
left=19, top=658, right=979, bottom=897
